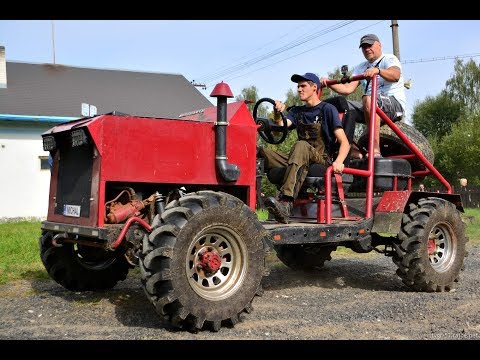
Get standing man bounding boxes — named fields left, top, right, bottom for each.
left=321, top=34, right=406, bottom=158
left=258, top=72, right=350, bottom=224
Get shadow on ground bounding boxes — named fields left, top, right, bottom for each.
left=263, top=255, right=407, bottom=292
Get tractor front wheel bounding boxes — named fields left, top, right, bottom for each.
left=39, top=232, right=130, bottom=291
left=139, top=191, right=269, bottom=331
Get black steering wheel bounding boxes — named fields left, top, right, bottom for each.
left=252, top=98, right=289, bottom=145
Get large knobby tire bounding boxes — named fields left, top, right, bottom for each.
left=39, top=232, right=130, bottom=291
left=274, top=244, right=337, bottom=271
left=392, top=198, right=468, bottom=292
left=357, top=121, right=434, bottom=174
left=139, top=191, right=270, bottom=332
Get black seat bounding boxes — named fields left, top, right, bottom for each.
left=348, top=157, right=412, bottom=192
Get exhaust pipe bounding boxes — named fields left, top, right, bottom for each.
left=210, top=82, right=240, bottom=182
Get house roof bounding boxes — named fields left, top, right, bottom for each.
left=0, top=61, right=213, bottom=119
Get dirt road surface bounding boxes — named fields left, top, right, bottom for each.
left=1, top=244, right=479, bottom=346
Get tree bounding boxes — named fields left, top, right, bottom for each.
left=284, top=88, right=302, bottom=108
left=411, top=91, right=464, bottom=139
left=445, top=59, right=480, bottom=115
left=413, top=59, right=480, bottom=140
left=236, top=85, right=267, bottom=116
left=430, top=112, right=480, bottom=186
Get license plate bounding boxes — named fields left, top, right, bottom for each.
left=63, top=204, right=81, bottom=217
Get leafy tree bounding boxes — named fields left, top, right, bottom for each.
left=413, top=59, right=480, bottom=140
left=445, top=59, right=480, bottom=115
left=411, top=91, right=464, bottom=139
left=431, top=112, right=480, bottom=186
left=284, top=88, right=302, bottom=108
left=411, top=58, right=480, bottom=189
left=236, top=85, right=267, bottom=116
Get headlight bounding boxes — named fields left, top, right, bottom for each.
left=71, top=129, right=88, bottom=147
left=43, top=136, right=56, bottom=151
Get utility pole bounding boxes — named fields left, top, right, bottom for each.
left=191, top=80, right=206, bottom=90
left=390, top=20, right=400, bottom=60
left=390, top=20, right=411, bottom=89
left=51, top=20, right=56, bottom=64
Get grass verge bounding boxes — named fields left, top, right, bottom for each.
left=1, top=208, right=478, bottom=284
left=0, top=221, right=49, bottom=285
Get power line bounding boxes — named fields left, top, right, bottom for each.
left=196, top=20, right=315, bottom=81
left=199, top=20, right=356, bottom=84
left=402, top=53, right=480, bottom=64
left=206, top=20, right=386, bottom=88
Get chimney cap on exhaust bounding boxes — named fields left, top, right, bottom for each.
left=210, top=82, right=233, bottom=98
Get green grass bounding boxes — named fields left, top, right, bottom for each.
left=0, top=221, right=49, bottom=285
left=464, top=208, right=480, bottom=243
left=256, top=208, right=269, bottom=221
left=1, top=208, right=479, bottom=285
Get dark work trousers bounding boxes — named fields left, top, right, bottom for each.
left=258, top=140, right=325, bottom=199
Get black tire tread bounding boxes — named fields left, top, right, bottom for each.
left=39, top=232, right=130, bottom=291
left=139, top=190, right=269, bottom=332
left=393, top=197, right=468, bottom=292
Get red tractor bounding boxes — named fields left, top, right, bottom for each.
left=40, top=75, right=468, bottom=332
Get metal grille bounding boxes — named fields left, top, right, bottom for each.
left=54, top=133, right=93, bottom=218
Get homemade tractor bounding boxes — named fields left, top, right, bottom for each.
left=40, top=74, right=468, bottom=332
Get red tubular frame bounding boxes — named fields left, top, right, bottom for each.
left=322, top=75, right=452, bottom=224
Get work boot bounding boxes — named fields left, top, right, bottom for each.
left=264, top=196, right=293, bottom=224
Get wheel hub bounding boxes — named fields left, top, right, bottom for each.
left=197, top=248, right=222, bottom=277
left=427, top=238, right=436, bottom=254
left=428, top=223, right=455, bottom=271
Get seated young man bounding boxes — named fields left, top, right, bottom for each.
left=258, top=72, right=350, bottom=224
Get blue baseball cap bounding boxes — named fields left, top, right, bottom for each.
left=291, top=73, right=321, bottom=88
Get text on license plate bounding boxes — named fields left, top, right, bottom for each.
left=63, top=204, right=81, bottom=217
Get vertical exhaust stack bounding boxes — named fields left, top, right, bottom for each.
left=0, top=46, right=6, bottom=88
left=210, top=82, right=240, bottom=182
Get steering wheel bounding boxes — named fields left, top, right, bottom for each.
left=252, top=98, right=289, bottom=145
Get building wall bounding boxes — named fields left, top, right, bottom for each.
left=0, top=122, right=52, bottom=220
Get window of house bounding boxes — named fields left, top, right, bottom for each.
left=39, top=156, right=50, bottom=170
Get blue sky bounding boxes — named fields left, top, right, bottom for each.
left=1, top=20, right=479, bottom=123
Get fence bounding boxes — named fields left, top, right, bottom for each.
left=459, top=188, right=480, bottom=208
left=427, top=185, right=480, bottom=208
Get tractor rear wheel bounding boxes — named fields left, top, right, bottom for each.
left=274, top=244, right=337, bottom=271
left=39, top=232, right=130, bottom=291
left=139, top=191, right=269, bottom=332
left=393, top=198, right=468, bottom=292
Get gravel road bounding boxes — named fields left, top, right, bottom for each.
left=1, top=243, right=479, bottom=341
